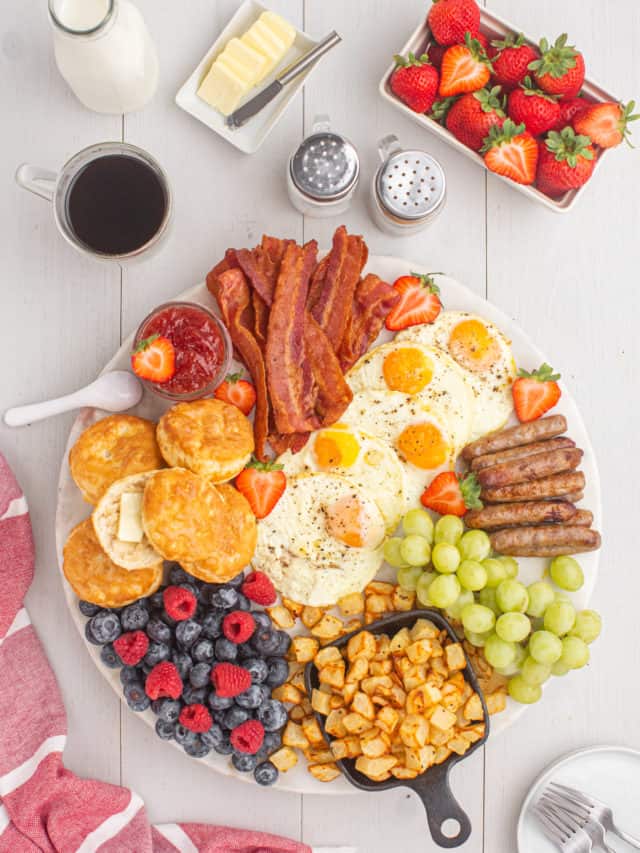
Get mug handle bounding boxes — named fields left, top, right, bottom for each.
left=15, top=164, right=57, bottom=202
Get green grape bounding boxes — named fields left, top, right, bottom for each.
left=478, top=587, right=500, bottom=614
left=484, top=633, right=516, bottom=669
left=482, top=558, right=508, bottom=589
left=434, top=514, right=464, bottom=545
left=458, top=530, right=491, bottom=562
left=528, top=630, right=563, bottom=665
left=461, top=603, right=496, bottom=634
left=432, top=542, right=461, bottom=574
left=499, top=556, right=519, bottom=579
left=457, top=559, right=488, bottom=592
left=383, top=537, right=409, bottom=569
left=569, top=610, right=602, bottom=644
left=400, top=534, right=431, bottom=567
left=549, top=556, right=584, bottom=592
left=494, top=644, right=527, bottom=676
left=520, top=656, right=551, bottom=686
left=526, top=581, right=555, bottom=618
left=397, top=564, right=424, bottom=592
left=446, top=589, right=475, bottom=621
left=465, top=629, right=493, bottom=648
left=558, top=636, right=590, bottom=670
left=551, top=660, right=571, bottom=677
left=428, top=574, right=461, bottom=608
left=544, top=600, right=576, bottom=637
left=495, top=612, right=531, bottom=643
left=496, top=579, right=529, bottom=613
left=416, top=572, right=437, bottom=607
left=508, top=675, right=542, bottom=704
left=402, top=508, right=434, bottom=542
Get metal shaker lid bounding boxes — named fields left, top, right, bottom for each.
left=376, top=142, right=446, bottom=221
left=290, top=130, right=360, bottom=202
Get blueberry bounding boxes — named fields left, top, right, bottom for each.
left=213, top=731, right=234, bottom=755
left=144, top=642, right=170, bottom=667
left=189, top=662, right=211, bottom=688
left=272, top=630, right=291, bottom=656
left=155, top=719, right=176, bottom=740
left=100, top=643, right=120, bottom=668
left=192, top=638, right=215, bottom=662
left=123, top=681, right=150, bottom=712
left=176, top=619, right=202, bottom=649
left=171, top=650, right=193, bottom=681
left=169, top=565, right=192, bottom=585
left=265, top=657, right=289, bottom=688
left=179, top=582, right=200, bottom=599
left=149, top=590, right=165, bottom=610
left=161, top=612, right=177, bottom=629
left=256, top=699, right=288, bottom=732
left=79, top=600, right=100, bottom=617
left=210, top=586, right=238, bottom=610
left=232, top=752, right=257, bottom=773
left=223, top=706, right=252, bottom=730
left=237, top=642, right=255, bottom=660
left=243, top=657, right=269, bottom=684
left=201, top=611, right=223, bottom=639
left=215, top=638, right=238, bottom=662
left=152, top=698, right=182, bottom=723
left=262, top=731, right=283, bottom=754
left=120, top=665, right=141, bottom=686
left=88, top=611, right=122, bottom=644
left=252, top=611, right=272, bottom=631
left=226, top=572, right=245, bottom=589
left=182, top=685, right=206, bottom=705
left=121, top=602, right=149, bottom=632
left=254, top=761, right=279, bottom=786
left=174, top=724, right=197, bottom=747
left=184, top=737, right=211, bottom=758
left=146, top=618, right=171, bottom=644
left=251, top=628, right=280, bottom=657
left=208, top=690, right=234, bottom=712
left=201, top=723, right=226, bottom=750
left=235, top=684, right=268, bottom=710
left=234, top=593, right=251, bottom=612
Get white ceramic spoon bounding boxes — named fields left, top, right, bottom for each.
left=3, top=371, right=143, bottom=427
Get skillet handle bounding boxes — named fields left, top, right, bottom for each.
left=411, top=762, right=472, bottom=848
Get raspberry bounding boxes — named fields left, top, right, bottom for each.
left=179, top=703, right=213, bottom=733
left=223, top=610, right=255, bottom=644
left=230, top=719, right=265, bottom=755
left=211, top=662, right=251, bottom=698
left=113, top=630, right=149, bottom=666
left=241, top=572, right=276, bottom=606
left=163, top=586, right=197, bottom=621
left=145, top=661, right=183, bottom=700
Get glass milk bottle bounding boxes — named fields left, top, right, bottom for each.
left=49, top=0, right=159, bottom=114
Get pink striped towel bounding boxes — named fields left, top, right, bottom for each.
left=0, top=451, right=312, bottom=853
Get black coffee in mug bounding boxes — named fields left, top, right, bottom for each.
left=67, top=154, right=168, bottom=256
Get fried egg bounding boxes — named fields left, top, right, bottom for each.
left=279, top=425, right=408, bottom=533
left=396, top=311, right=516, bottom=440
left=253, top=472, right=386, bottom=606
left=346, top=342, right=474, bottom=453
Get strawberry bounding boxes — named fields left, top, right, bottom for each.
left=235, top=458, right=286, bottom=519
left=439, top=33, right=492, bottom=97
left=512, top=363, right=562, bottom=423
left=528, top=34, right=585, bottom=99
left=391, top=53, right=439, bottom=114
left=214, top=372, right=256, bottom=415
left=574, top=100, right=640, bottom=149
left=421, top=472, right=482, bottom=517
left=131, top=334, right=175, bottom=384
left=481, top=119, right=539, bottom=185
left=446, top=86, right=505, bottom=151
left=427, top=41, right=448, bottom=69
left=536, top=128, right=596, bottom=197
left=507, top=77, right=560, bottom=137
left=489, top=33, right=539, bottom=92
left=552, top=95, right=591, bottom=131
left=429, top=96, right=458, bottom=125
left=385, top=273, right=443, bottom=331
left=427, top=0, right=480, bottom=47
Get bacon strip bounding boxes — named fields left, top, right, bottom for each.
left=338, top=274, right=400, bottom=371
left=304, top=314, right=353, bottom=427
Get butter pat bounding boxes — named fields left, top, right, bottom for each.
left=243, top=12, right=296, bottom=82
left=118, top=492, right=145, bottom=543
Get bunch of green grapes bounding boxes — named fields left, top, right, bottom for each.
left=384, top=511, right=602, bottom=705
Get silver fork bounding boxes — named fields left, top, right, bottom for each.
left=533, top=797, right=593, bottom=853
left=539, top=793, right=614, bottom=853
left=550, top=781, right=640, bottom=849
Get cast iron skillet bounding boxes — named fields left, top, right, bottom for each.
left=304, top=609, right=490, bottom=849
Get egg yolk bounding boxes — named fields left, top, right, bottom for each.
left=314, top=430, right=360, bottom=469
left=397, top=422, right=448, bottom=470
left=325, top=495, right=372, bottom=548
left=448, top=319, right=501, bottom=373
left=382, top=347, right=434, bottom=394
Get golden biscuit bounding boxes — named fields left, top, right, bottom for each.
left=156, top=399, right=254, bottom=483
left=92, top=471, right=163, bottom=570
left=69, top=414, right=165, bottom=505
left=182, top=483, right=257, bottom=583
left=142, top=468, right=226, bottom=562
left=63, top=518, right=162, bottom=607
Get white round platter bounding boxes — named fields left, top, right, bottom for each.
left=55, top=255, right=601, bottom=795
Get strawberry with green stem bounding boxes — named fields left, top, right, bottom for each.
left=235, top=458, right=286, bottom=519
left=507, top=77, right=561, bottom=138
left=439, top=33, right=493, bottom=97
left=489, top=33, right=539, bottom=92
left=536, top=127, right=596, bottom=197
left=421, top=472, right=483, bottom=516
left=512, top=363, right=561, bottom=423
left=131, top=334, right=176, bottom=384
left=391, top=53, right=439, bottom=114
left=385, top=273, right=443, bottom=331
left=446, top=85, right=506, bottom=151
left=574, top=100, right=640, bottom=149
left=214, top=372, right=256, bottom=415
left=481, top=118, right=539, bottom=185
left=528, top=34, right=585, bottom=99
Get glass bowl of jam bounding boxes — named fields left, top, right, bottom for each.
left=133, top=301, right=232, bottom=401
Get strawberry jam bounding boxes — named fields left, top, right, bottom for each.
left=134, top=302, right=230, bottom=399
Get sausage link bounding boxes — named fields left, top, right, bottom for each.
left=469, top=437, right=576, bottom=472
left=465, top=501, right=577, bottom=530
left=490, top=525, right=601, bottom=557
left=462, top=415, right=567, bottom=461
left=477, top=448, right=583, bottom=489
left=482, top=471, right=585, bottom=503
left=558, top=491, right=584, bottom=503
left=571, top=509, right=594, bottom=527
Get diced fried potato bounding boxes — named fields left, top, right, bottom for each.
left=342, top=682, right=358, bottom=705
left=314, top=646, right=343, bottom=668
left=403, top=663, right=428, bottom=692
left=463, top=724, right=485, bottom=744
left=282, top=597, right=304, bottom=617
left=346, top=631, right=377, bottom=661
left=301, top=606, right=325, bottom=629
left=300, top=697, right=313, bottom=715
left=302, top=716, right=326, bottom=746
left=406, top=684, right=441, bottom=714
left=361, top=733, right=389, bottom=759
left=434, top=746, right=452, bottom=765
left=329, top=694, right=345, bottom=710
left=430, top=656, right=449, bottom=678
left=272, top=683, right=304, bottom=705
left=325, top=708, right=348, bottom=738
left=392, top=586, right=416, bottom=612
left=366, top=581, right=395, bottom=596
left=337, top=592, right=365, bottom=617
left=364, top=613, right=377, bottom=625
left=376, top=706, right=400, bottom=735
left=304, top=747, right=335, bottom=764
left=361, top=675, right=393, bottom=696
left=318, top=661, right=345, bottom=690
left=283, top=721, right=310, bottom=750
left=352, top=691, right=375, bottom=721
left=342, top=618, right=363, bottom=635
left=464, top=693, right=484, bottom=722
left=366, top=594, right=392, bottom=614
left=290, top=668, right=307, bottom=693
left=442, top=690, right=463, bottom=714
left=389, top=684, right=407, bottom=709
left=344, top=735, right=363, bottom=758
left=267, top=605, right=295, bottom=629
left=289, top=705, right=306, bottom=722
left=406, top=639, right=433, bottom=664
left=270, top=747, right=298, bottom=772
left=390, top=627, right=411, bottom=654
left=346, top=657, right=369, bottom=683
left=405, top=745, right=436, bottom=773
left=448, top=736, right=471, bottom=756
left=291, top=636, right=320, bottom=663
left=311, top=614, right=344, bottom=641
left=369, top=659, right=393, bottom=676
left=311, top=688, right=332, bottom=716
left=486, top=690, right=507, bottom=716
left=308, top=762, right=341, bottom=782
left=399, top=714, right=430, bottom=748
left=394, top=655, right=412, bottom=679
left=445, top=642, right=466, bottom=672
left=429, top=727, right=451, bottom=747
left=391, top=766, right=419, bottom=780
left=410, top=619, right=439, bottom=642
left=342, top=712, right=371, bottom=734
left=330, top=738, right=348, bottom=761
left=430, top=705, right=458, bottom=733
left=374, top=634, right=391, bottom=660
left=355, top=755, right=398, bottom=780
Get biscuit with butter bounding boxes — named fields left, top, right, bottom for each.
left=182, top=483, right=257, bottom=583
left=142, top=468, right=227, bottom=562
left=70, top=414, right=165, bottom=505
left=92, top=471, right=163, bottom=570
left=63, top=518, right=163, bottom=607
left=156, top=399, right=254, bottom=483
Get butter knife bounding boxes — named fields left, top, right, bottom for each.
left=226, top=30, right=342, bottom=129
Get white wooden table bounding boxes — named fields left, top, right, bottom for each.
left=1, top=2, right=639, bottom=850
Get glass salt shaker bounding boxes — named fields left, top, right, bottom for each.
left=370, top=135, right=446, bottom=236
left=287, top=115, right=360, bottom=218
